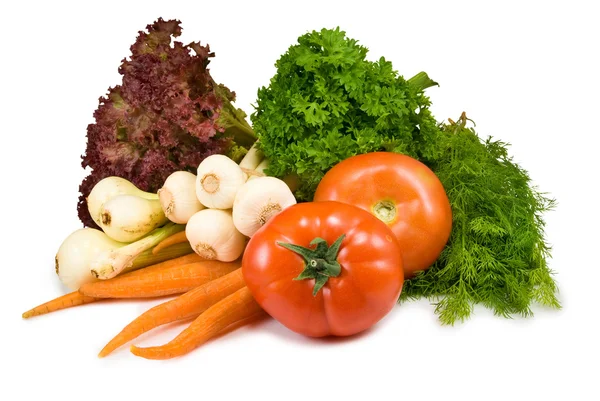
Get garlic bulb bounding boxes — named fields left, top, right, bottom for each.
left=87, top=176, right=158, bottom=227
left=185, top=209, right=246, bottom=262
left=99, top=194, right=168, bottom=243
left=55, top=224, right=188, bottom=289
left=158, top=171, right=205, bottom=224
left=195, top=154, right=247, bottom=209
left=232, top=176, right=297, bottom=237
left=55, top=228, right=125, bottom=290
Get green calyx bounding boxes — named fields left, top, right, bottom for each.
left=277, top=234, right=346, bottom=296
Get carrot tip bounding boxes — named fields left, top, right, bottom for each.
left=130, top=345, right=153, bottom=359
left=98, top=344, right=115, bottom=358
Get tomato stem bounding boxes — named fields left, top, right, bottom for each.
left=277, top=234, right=345, bottom=296
left=372, top=200, right=397, bottom=223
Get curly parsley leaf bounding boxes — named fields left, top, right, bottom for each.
left=251, top=27, right=440, bottom=200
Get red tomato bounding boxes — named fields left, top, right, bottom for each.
left=242, top=201, right=404, bottom=338
left=314, top=152, right=452, bottom=278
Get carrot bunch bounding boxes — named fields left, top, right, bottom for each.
left=22, top=239, right=266, bottom=360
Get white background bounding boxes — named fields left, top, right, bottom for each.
left=2, top=1, right=598, bottom=400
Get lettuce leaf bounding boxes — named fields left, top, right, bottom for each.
left=78, top=18, right=255, bottom=228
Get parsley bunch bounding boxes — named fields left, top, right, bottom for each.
left=251, top=27, right=441, bottom=201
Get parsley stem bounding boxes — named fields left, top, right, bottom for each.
left=408, top=71, right=439, bottom=91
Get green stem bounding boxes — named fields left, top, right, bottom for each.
left=124, top=242, right=193, bottom=273
left=218, top=98, right=258, bottom=148
left=277, top=234, right=346, bottom=296
left=224, top=118, right=257, bottom=148
left=239, top=141, right=264, bottom=171
left=91, top=223, right=186, bottom=279
left=408, top=71, right=439, bottom=91
left=212, top=77, right=257, bottom=148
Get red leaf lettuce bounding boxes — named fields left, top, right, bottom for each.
left=78, top=18, right=255, bottom=228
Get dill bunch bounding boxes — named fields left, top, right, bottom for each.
left=400, top=113, right=561, bottom=325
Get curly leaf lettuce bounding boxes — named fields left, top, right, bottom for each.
left=78, top=18, right=255, bottom=228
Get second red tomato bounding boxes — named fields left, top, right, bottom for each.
left=314, top=152, right=452, bottom=278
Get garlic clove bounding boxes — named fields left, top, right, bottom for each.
left=87, top=176, right=158, bottom=226
left=233, top=176, right=297, bottom=237
left=55, top=228, right=125, bottom=290
left=99, top=194, right=168, bottom=243
left=195, top=154, right=247, bottom=209
left=159, top=171, right=205, bottom=224
left=186, top=209, right=246, bottom=262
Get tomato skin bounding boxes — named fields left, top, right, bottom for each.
left=314, top=152, right=452, bottom=278
left=242, top=201, right=404, bottom=337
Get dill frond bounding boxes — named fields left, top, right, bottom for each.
left=400, top=113, right=561, bottom=325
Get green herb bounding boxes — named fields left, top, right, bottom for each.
left=251, top=27, right=441, bottom=201
left=400, top=114, right=560, bottom=324
left=253, top=28, right=561, bottom=324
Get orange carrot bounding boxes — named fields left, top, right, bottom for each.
left=99, top=268, right=247, bottom=357
left=130, top=286, right=265, bottom=360
left=152, top=231, right=189, bottom=255
left=122, top=252, right=204, bottom=276
left=22, top=292, right=98, bottom=319
left=79, top=259, right=241, bottom=299
left=124, top=252, right=202, bottom=276
left=22, top=253, right=204, bottom=319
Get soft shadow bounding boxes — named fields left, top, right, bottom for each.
left=258, top=315, right=385, bottom=347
